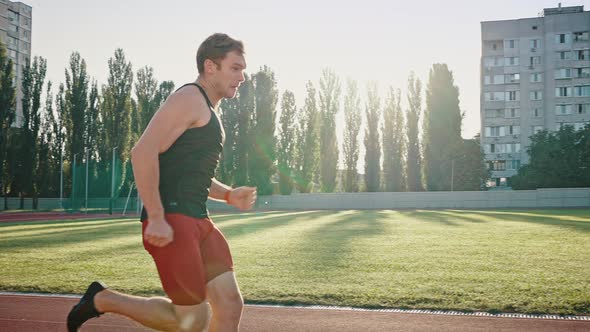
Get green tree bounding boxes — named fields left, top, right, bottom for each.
left=364, top=82, right=381, bottom=192
left=154, top=81, right=174, bottom=110
left=38, top=81, right=54, bottom=196
left=0, top=42, right=15, bottom=208
left=53, top=84, right=67, bottom=200
left=319, top=68, right=341, bottom=192
left=250, top=66, right=277, bottom=195
left=451, top=136, right=489, bottom=191
left=294, top=81, right=320, bottom=193
left=342, top=79, right=362, bottom=192
left=511, top=126, right=590, bottom=189
left=382, top=88, right=406, bottom=192
left=406, top=72, right=424, bottom=192
left=64, top=52, right=89, bottom=169
left=99, top=48, right=134, bottom=198
left=219, top=87, right=240, bottom=185
left=277, top=90, right=297, bottom=195
left=135, top=66, right=158, bottom=133
left=234, top=75, right=254, bottom=186
left=19, top=56, right=47, bottom=208
left=423, top=64, right=463, bottom=191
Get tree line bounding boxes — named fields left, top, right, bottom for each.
left=0, top=42, right=490, bottom=211
left=216, top=64, right=489, bottom=195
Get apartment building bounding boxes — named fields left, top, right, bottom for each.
left=0, top=0, right=31, bottom=127
left=481, top=4, right=590, bottom=188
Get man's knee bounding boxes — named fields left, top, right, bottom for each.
left=213, top=292, right=243, bottom=320
left=172, top=302, right=210, bottom=332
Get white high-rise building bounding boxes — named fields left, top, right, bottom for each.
left=481, top=5, right=590, bottom=188
left=0, top=0, right=31, bottom=127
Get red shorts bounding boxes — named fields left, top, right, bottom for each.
left=142, top=213, right=233, bottom=305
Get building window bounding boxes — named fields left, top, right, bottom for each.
left=7, top=36, right=18, bottom=47
left=577, top=104, right=590, bottom=114
left=530, top=39, right=541, bottom=49
left=485, top=126, right=506, bottom=137
left=20, top=42, right=29, bottom=54
left=506, top=91, right=520, bottom=101
left=574, top=31, right=590, bottom=42
left=489, top=160, right=507, bottom=171
left=574, top=68, right=590, bottom=78
left=484, top=56, right=503, bottom=67
left=532, top=126, right=544, bottom=134
left=575, top=85, right=590, bottom=97
left=505, top=73, right=519, bottom=83
left=533, top=108, right=543, bottom=118
left=485, top=92, right=505, bottom=101
left=505, top=143, right=521, bottom=153
left=485, top=109, right=503, bottom=118
left=484, top=75, right=505, bottom=85
left=530, top=72, right=542, bottom=82
left=484, top=56, right=504, bottom=67
left=556, top=87, right=573, bottom=97
left=504, top=57, right=519, bottom=66
left=22, top=18, right=30, bottom=27
left=504, top=39, right=518, bottom=49
left=555, top=33, right=571, bottom=44
left=7, top=10, right=18, bottom=23
left=529, top=56, right=541, bottom=66
left=558, top=51, right=572, bottom=60
left=8, top=49, right=17, bottom=59
left=508, top=160, right=521, bottom=170
left=505, top=108, right=520, bottom=118
left=555, top=68, right=572, bottom=79
left=556, top=104, right=573, bottom=115
left=575, top=50, right=590, bottom=60
left=508, top=125, right=520, bottom=135
left=529, top=91, right=542, bottom=100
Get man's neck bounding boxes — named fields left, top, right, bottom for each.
left=195, top=77, right=222, bottom=107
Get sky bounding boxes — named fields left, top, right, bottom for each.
left=25, top=0, right=590, bottom=141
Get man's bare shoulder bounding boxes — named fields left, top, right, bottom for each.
left=165, top=85, right=210, bottom=126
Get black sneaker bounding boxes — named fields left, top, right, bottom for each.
left=66, top=281, right=107, bottom=331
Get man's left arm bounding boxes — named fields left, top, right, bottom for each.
left=209, top=178, right=257, bottom=210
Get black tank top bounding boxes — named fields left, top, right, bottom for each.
left=140, top=83, right=225, bottom=220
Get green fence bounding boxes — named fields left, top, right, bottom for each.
left=68, top=155, right=138, bottom=214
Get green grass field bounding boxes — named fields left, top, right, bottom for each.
left=1, top=209, right=589, bottom=315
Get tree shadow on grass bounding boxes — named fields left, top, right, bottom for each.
left=0, top=219, right=141, bottom=250
left=212, top=210, right=316, bottom=225
left=0, top=218, right=133, bottom=235
left=444, top=209, right=590, bottom=233
left=399, top=210, right=461, bottom=227
left=293, top=210, right=388, bottom=275
left=220, top=210, right=331, bottom=239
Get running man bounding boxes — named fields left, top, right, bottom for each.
left=67, top=33, right=256, bottom=332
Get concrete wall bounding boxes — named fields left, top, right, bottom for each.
left=207, top=188, right=590, bottom=211
left=2, top=188, right=589, bottom=212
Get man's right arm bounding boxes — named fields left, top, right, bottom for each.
left=131, top=90, right=202, bottom=247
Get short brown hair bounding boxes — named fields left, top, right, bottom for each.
left=196, top=33, right=245, bottom=74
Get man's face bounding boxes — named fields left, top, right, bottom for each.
left=213, top=51, right=246, bottom=99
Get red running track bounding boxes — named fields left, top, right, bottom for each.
left=0, top=212, right=136, bottom=223
left=0, top=294, right=588, bottom=332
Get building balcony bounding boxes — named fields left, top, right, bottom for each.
left=490, top=170, right=518, bottom=178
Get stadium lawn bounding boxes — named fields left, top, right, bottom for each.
left=0, top=209, right=588, bottom=315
